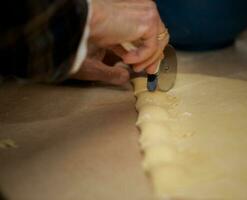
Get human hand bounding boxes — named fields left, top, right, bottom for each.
left=71, top=44, right=129, bottom=85
left=71, top=59, right=129, bottom=85
left=89, top=0, right=169, bottom=74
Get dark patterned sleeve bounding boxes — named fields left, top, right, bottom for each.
left=0, top=0, right=89, bottom=82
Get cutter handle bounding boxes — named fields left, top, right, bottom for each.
left=121, top=42, right=158, bottom=92
left=121, top=42, right=138, bottom=51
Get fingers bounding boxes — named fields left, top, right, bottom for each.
left=130, top=25, right=169, bottom=74
left=90, top=0, right=169, bottom=75
left=132, top=45, right=163, bottom=72
left=108, top=62, right=130, bottom=85
left=72, top=58, right=130, bottom=86
left=120, top=19, right=169, bottom=74
left=134, top=31, right=168, bottom=73
left=109, top=45, right=127, bottom=58
left=122, top=35, right=159, bottom=65
left=146, top=60, right=160, bottom=74
left=90, top=0, right=168, bottom=75
left=87, top=43, right=106, bottom=60
left=122, top=7, right=160, bottom=64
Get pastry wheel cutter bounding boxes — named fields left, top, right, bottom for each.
left=121, top=43, right=177, bottom=92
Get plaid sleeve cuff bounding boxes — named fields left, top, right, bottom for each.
left=38, top=0, right=89, bottom=82
left=0, top=0, right=89, bottom=82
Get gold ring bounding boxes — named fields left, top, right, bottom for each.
left=157, top=30, right=168, bottom=41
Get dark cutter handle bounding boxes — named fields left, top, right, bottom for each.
left=147, top=74, right=158, bottom=91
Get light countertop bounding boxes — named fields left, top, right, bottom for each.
left=0, top=31, right=246, bottom=200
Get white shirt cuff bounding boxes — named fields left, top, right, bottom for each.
left=70, top=0, right=92, bottom=75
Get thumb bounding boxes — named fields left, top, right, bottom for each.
left=72, top=59, right=130, bottom=86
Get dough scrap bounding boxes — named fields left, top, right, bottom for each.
left=133, top=76, right=247, bottom=199
left=0, top=138, right=18, bottom=149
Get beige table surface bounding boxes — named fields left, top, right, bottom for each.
left=0, top=31, right=246, bottom=200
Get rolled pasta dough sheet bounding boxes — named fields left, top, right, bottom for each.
left=133, top=75, right=247, bottom=199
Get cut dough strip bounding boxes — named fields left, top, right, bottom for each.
left=132, top=75, right=247, bottom=199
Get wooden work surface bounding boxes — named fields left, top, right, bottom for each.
left=0, top=31, right=247, bottom=200
left=0, top=82, right=153, bottom=200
